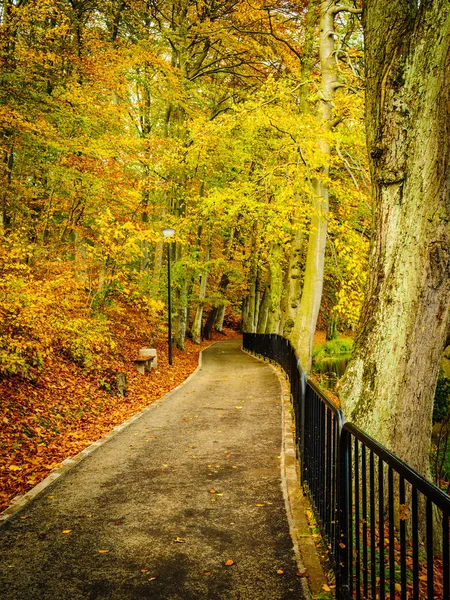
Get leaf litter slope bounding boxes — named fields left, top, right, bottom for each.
left=0, top=303, right=240, bottom=513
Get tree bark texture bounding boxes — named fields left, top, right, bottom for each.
left=279, top=229, right=305, bottom=337
left=257, top=285, right=270, bottom=334
left=173, top=243, right=189, bottom=351
left=340, top=0, right=450, bottom=477
left=243, top=243, right=260, bottom=333
left=190, top=240, right=211, bottom=344
left=266, top=244, right=283, bottom=334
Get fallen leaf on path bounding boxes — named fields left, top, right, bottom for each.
left=8, top=465, right=21, bottom=471
left=174, top=537, right=186, bottom=543
left=225, top=560, right=234, bottom=566
left=322, top=584, right=331, bottom=592
left=98, top=549, right=110, bottom=553
left=62, top=530, right=72, bottom=534
left=141, top=569, right=148, bottom=573
left=277, top=570, right=284, bottom=575
left=255, top=504, right=265, bottom=507
left=209, top=489, right=217, bottom=494
left=148, top=577, right=156, bottom=582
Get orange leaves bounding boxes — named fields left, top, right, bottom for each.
left=0, top=310, right=230, bottom=512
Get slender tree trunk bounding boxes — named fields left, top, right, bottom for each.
left=190, top=239, right=211, bottom=344
left=339, top=0, right=450, bottom=478
left=151, top=239, right=164, bottom=298
left=214, top=304, right=226, bottom=333
left=243, top=239, right=261, bottom=333
left=279, top=229, right=305, bottom=337
left=140, top=191, right=149, bottom=272
left=257, top=284, right=270, bottom=334
left=291, top=0, right=337, bottom=373
left=266, top=244, right=283, bottom=333
left=266, top=244, right=283, bottom=334
left=173, top=243, right=189, bottom=351
left=204, top=273, right=230, bottom=338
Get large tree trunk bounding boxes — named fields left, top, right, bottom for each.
left=339, top=1, right=450, bottom=478
left=291, top=0, right=337, bottom=373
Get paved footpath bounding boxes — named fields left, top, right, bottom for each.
left=0, top=340, right=307, bottom=600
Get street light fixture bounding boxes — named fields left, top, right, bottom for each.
left=162, top=227, right=175, bottom=365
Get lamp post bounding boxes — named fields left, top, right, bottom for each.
left=162, top=227, right=175, bottom=365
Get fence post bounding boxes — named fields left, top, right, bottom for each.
left=299, top=363, right=306, bottom=480
left=337, top=423, right=351, bottom=599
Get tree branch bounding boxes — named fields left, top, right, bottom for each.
left=331, top=4, right=362, bottom=15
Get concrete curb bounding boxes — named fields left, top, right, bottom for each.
left=242, top=347, right=328, bottom=599
left=0, top=344, right=210, bottom=524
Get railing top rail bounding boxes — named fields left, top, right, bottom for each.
left=344, top=422, right=450, bottom=512
left=243, top=331, right=450, bottom=511
left=306, top=378, right=345, bottom=426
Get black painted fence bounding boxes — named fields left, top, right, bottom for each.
left=243, top=333, right=450, bottom=600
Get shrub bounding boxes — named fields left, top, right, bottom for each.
left=433, top=374, right=450, bottom=424
left=312, top=337, right=354, bottom=363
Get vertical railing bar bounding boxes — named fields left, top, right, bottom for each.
left=412, top=487, right=419, bottom=600
left=378, top=456, right=385, bottom=600
left=320, top=400, right=326, bottom=526
left=355, top=439, right=361, bottom=600
left=317, top=393, right=322, bottom=512
left=362, top=444, right=368, bottom=598
left=426, top=498, right=434, bottom=600
left=348, top=432, right=354, bottom=600
left=318, top=398, right=324, bottom=523
left=326, top=409, right=333, bottom=542
left=312, top=392, right=318, bottom=504
left=388, top=467, right=395, bottom=600
left=338, top=425, right=350, bottom=599
left=443, top=512, right=449, bottom=600
left=399, top=475, right=407, bottom=600
left=299, top=367, right=306, bottom=486
left=370, top=450, right=376, bottom=599
left=332, top=415, right=338, bottom=563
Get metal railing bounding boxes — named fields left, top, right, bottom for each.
left=243, top=333, right=450, bottom=600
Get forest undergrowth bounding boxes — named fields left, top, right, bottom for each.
left=0, top=292, right=240, bottom=513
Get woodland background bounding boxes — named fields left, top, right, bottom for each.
left=1, top=0, right=370, bottom=511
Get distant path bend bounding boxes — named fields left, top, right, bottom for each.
left=0, top=339, right=306, bottom=600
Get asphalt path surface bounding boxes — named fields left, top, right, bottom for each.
left=0, top=339, right=305, bottom=599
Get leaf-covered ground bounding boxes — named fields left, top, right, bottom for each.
left=0, top=302, right=240, bottom=513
